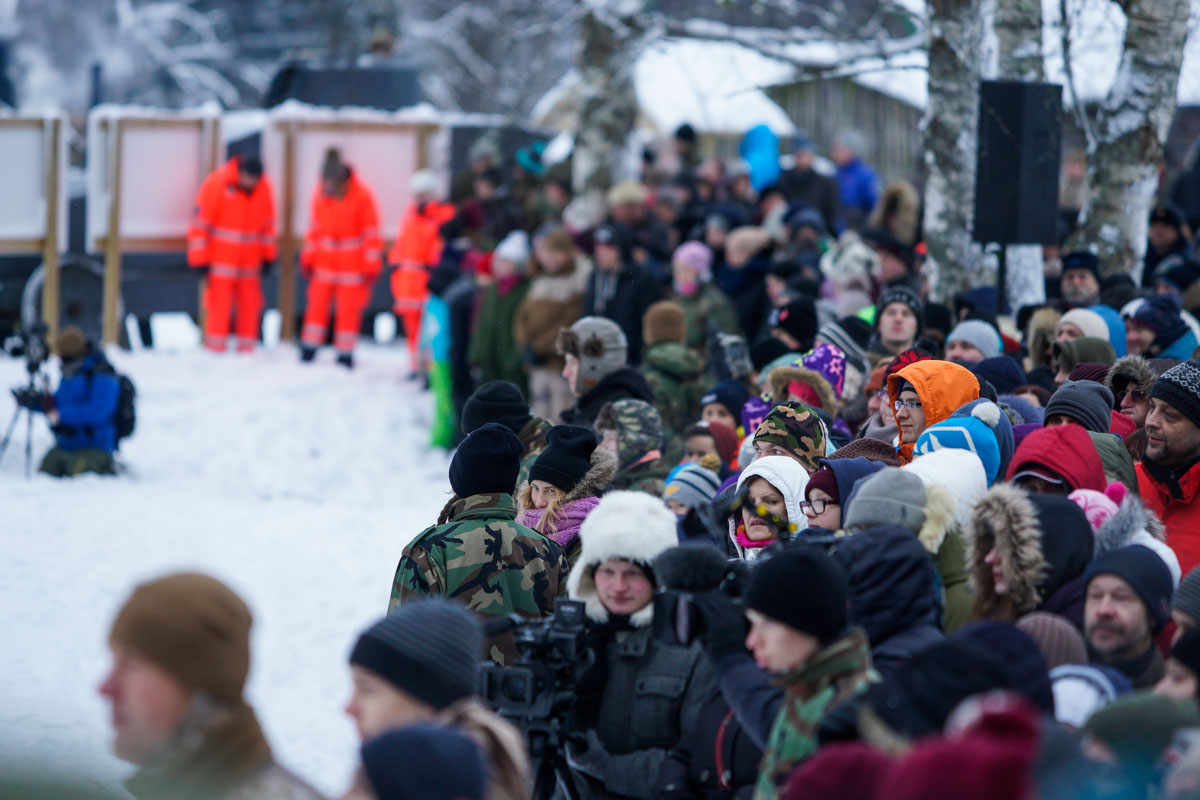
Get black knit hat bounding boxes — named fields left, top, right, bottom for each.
left=768, top=297, right=818, bottom=349
left=701, top=379, right=751, bottom=422
left=1044, top=380, right=1115, bottom=433
left=461, top=381, right=532, bottom=436
left=1150, top=361, right=1200, bottom=431
left=876, top=285, right=925, bottom=332
left=530, top=425, right=598, bottom=492
left=349, top=598, right=483, bottom=710
left=449, top=423, right=525, bottom=497
left=1062, top=250, right=1100, bottom=281
left=1085, top=545, right=1174, bottom=633
left=745, top=547, right=847, bottom=644
left=361, top=723, right=487, bottom=800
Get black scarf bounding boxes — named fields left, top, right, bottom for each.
left=1142, top=455, right=1200, bottom=500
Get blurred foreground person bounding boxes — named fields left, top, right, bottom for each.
left=342, top=724, right=486, bottom=800
left=98, top=572, right=323, bottom=800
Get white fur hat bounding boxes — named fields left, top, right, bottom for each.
left=567, top=492, right=679, bottom=626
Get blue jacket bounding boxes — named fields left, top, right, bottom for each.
left=836, top=158, right=880, bottom=217
left=1161, top=327, right=1199, bottom=361
left=739, top=124, right=781, bottom=192
left=54, top=356, right=120, bottom=452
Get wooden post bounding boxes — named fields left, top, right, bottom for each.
left=41, top=117, right=62, bottom=342
left=278, top=120, right=297, bottom=341
left=102, top=120, right=124, bottom=346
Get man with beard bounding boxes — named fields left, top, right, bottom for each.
left=1084, top=546, right=1175, bottom=689
left=1138, top=362, right=1200, bottom=574
left=1059, top=250, right=1103, bottom=308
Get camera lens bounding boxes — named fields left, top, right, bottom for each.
left=501, top=673, right=528, bottom=703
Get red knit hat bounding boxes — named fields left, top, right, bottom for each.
left=880, top=697, right=1040, bottom=800
left=783, top=742, right=895, bottom=800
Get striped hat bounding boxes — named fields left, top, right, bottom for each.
left=664, top=462, right=722, bottom=509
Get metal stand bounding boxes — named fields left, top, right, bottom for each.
left=0, top=378, right=38, bottom=478
left=526, top=723, right=582, bottom=800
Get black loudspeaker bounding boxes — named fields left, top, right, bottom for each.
left=973, top=81, right=1063, bottom=245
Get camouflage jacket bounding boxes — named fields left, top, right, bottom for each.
left=676, top=284, right=741, bottom=352
left=516, top=416, right=552, bottom=488
left=611, top=456, right=673, bottom=498
left=389, top=493, right=568, bottom=664
left=753, top=628, right=875, bottom=800
left=640, top=342, right=708, bottom=441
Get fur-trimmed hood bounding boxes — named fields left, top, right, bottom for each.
left=867, top=181, right=921, bottom=246
left=966, top=485, right=1094, bottom=618
left=1105, top=354, right=1158, bottom=398
left=903, top=449, right=988, bottom=532
left=1092, top=492, right=1181, bottom=585
left=842, top=466, right=958, bottom=555
left=566, top=491, right=679, bottom=627
left=563, top=447, right=618, bottom=504
left=767, top=364, right=838, bottom=412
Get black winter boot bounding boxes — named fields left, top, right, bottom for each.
left=336, top=352, right=354, bottom=369
left=299, top=344, right=317, bottom=363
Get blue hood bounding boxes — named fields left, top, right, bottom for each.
left=739, top=124, right=781, bottom=192
left=1087, top=304, right=1127, bottom=358
left=819, top=456, right=887, bottom=518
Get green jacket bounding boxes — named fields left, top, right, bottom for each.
left=754, top=629, right=875, bottom=800
left=935, top=526, right=972, bottom=634
left=390, top=493, right=568, bottom=664
left=468, top=279, right=531, bottom=394
left=675, top=284, right=740, bottom=352
left=612, top=456, right=673, bottom=498
left=640, top=342, right=708, bottom=443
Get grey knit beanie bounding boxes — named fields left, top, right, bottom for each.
left=1045, top=380, right=1115, bottom=434
left=842, top=467, right=928, bottom=535
left=1174, top=566, right=1200, bottom=622
left=947, top=320, right=1002, bottom=360
left=350, top=599, right=483, bottom=710
left=558, top=316, right=628, bottom=393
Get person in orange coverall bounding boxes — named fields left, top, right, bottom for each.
left=187, top=155, right=276, bottom=353
left=299, top=149, right=383, bottom=369
left=389, top=169, right=456, bottom=373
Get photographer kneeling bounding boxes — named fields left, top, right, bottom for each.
left=694, top=547, right=875, bottom=800
left=564, top=491, right=715, bottom=799
left=14, top=326, right=121, bottom=478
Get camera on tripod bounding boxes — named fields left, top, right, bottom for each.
left=3, top=321, right=50, bottom=376
left=479, top=599, right=593, bottom=720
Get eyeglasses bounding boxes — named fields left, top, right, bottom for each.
left=800, top=499, right=837, bottom=515
left=893, top=398, right=923, bottom=412
left=1116, top=389, right=1146, bottom=404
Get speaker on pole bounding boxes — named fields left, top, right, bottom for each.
left=973, top=81, right=1063, bottom=246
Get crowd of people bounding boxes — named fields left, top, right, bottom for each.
left=82, top=121, right=1200, bottom=800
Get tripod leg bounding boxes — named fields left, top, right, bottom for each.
left=0, top=406, right=22, bottom=466
left=25, top=406, right=33, bottom=478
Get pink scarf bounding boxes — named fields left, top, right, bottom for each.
left=519, top=496, right=602, bottom=550
left=734, top=520, right=773, bottom=550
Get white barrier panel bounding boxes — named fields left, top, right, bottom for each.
left=86, top=105, right=221, bottom=252
left=0, top=113, right=68, bottom=253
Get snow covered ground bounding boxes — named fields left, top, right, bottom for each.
left=0, top=337, right=452, bottom=796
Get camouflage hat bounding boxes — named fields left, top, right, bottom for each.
left=595, top=398, right=663, bottom=468
left=752, top=402, right=826, bottom=473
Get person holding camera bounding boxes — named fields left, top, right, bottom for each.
left=15, top=326, right=121, bottom=477
left=563, top=491, right=715, bottom=799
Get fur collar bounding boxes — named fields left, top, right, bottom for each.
left=564, top=447, right=618, bottom=503
left=1094, top=493, right=1166, bottom=552
left=965, top=484, right=1046, bottom=616
left=767, top=365, right=838, bottom=413
left=527, top=257, right=591, bottom=301
left=915, top=483, right=957, bottom=555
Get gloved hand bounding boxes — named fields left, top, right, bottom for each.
left=565, top=730, right=610, bottom=781
left=11, top=387, right=46, bottom=412
left=692, top=590, right=749, bottom=663
left=261, top=260, right=275, bottom=278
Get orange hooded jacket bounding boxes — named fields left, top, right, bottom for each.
left=887, top=359, right=980, bottom=464
left=301, top=172, right=382, bottom=281
left=187, top=158, right=276, bottom=276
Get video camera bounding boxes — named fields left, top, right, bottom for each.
left=3, top=321, right=49, bottom=376
left=479, top=599, right=594, bottom=722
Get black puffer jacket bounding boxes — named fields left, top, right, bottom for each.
left=831, top=525, right=944, bottom=677
left=584, top=262, right=661, bottom=364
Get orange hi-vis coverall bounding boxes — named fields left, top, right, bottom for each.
left=300, top=173, right=383, bottom=357
left=389, top=200, right=456, bottom=364
left=187, top=158, right=276, bottom=352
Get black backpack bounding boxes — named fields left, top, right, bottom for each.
left=114, top=373, right=136, bottom=443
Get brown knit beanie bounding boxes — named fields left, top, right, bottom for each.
left=109, top=573, right=252, bottom=704
left=643, top=300, right=687, bottom=346
left=55, top=326, right=88, bottom=360
left=1015, top=611, right=1087, bottom=670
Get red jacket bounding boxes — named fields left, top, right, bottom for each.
left=187, top=158, right=276, bottom=276
left=1137, top=459, right=1200, bottom=575
left=1006, top=424, right=1106, bottom=492
left=301, top=172, right=382, bottom=280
